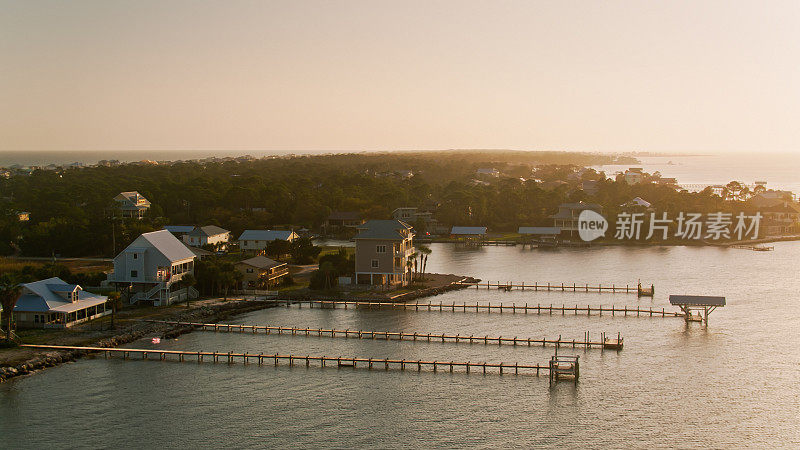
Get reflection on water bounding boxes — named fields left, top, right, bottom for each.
left=2, top=243, right=799, bottom=447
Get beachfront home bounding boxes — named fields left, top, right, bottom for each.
left=236, top=255, right=289, bottom=289
left=107, top=230, right=197, bottom=305
left=184, top=225, right=231, bottom=250
left=391, top=207, right=440, bottom=232
left=450, top=226, right=487, bottom=240
left=760, top=202, right=800, bottom=236
left=12, top=277, right=110, bottom=328
left=238, top=230, right=299, bottom=251
left=114, top=191, right=151, bottom=219
left=354, top=220, right=414, bottom=287
left=551, top=202, right=603, bottom=238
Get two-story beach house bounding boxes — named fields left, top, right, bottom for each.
left=114, top=191, right=151, bottom=219
left=235, top=255, right=289, bottom=289
left=238, top=230, right=299, bottom=251
left=184, top=225, right=231, bottom=250
left=12, top=277, right=110, bottom=328
left=354, top=220, right=414, bottom=286
left=108, top=230, right=197, bottom=305
left=551, top=202, right=603, bottom=238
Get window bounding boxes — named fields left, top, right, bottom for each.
left=246, top=268, right=254, bottom=273
left=133, top=253, right=138, bottom=259
left=376, top=245, right=386, bottom=253
left=130, top=270, right=138, bottom=278
left=34, top=315, right=39, bottom=323
left=371, top=259, right=379, bottom=268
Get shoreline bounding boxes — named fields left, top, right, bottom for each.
left=417, top=235, right=800, bottom=247
left=0, top=274, right=475, bottom=383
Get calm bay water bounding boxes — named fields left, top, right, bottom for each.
left=2, top=243, right=799, bottom=448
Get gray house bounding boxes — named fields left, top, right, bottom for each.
left=108, top=230, right=197, bottom=305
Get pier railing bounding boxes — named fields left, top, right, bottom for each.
left=277, top=300, right=682, bottom=318
left=147, top=320, right=624, bottom=350
left=19, top=344, right=570, bottom=377
left=456, top=281, right=654, bottom=296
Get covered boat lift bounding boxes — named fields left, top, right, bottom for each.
left=669, top=295, right=725, bottom=325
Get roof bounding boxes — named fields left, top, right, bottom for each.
left=189, top=225, right=230, bottom=237
left=451, top=226, right=487, bottom=235
left=183, top=243, right=213, bottom=257
left=328, top=211, right=361, bottom=220
left=669, top=295, right=726, bottom=306
left=557, top=202, right=602, bottom=210
left=237, top=255, right=285, bottom=270
left=14, top=277, right=108, bottom=313
left=354, top=220, right=414, bottom=240
left=518, top=227, right=561, bottom=235
left=164, top=225, right=195, bottom=234
left=623, top=197, right=652, bottom=208
left=238, top=230, right=297, bottom=241
left=138, top=230, right=196, bottom=262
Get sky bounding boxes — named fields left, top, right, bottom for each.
left=1, top=1, right=799, bottom=154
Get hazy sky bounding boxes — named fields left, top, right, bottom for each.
left=2, top=1, right=799, bottom=153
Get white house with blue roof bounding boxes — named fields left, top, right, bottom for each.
left=108, top=230, right=198, bottom=305
left=13, top=277, right=110, bottom=328
left=238, top=229, right=299, bottom=251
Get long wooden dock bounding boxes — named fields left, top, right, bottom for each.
left=148, top=320, right=623, bottom=350
left=278, top=300, right=682, bottom=318
left=456, top=281, right=655, bottom=296
left=20, top=344, right=565, bottom=377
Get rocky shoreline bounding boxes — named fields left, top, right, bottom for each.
left=0, top=299, right=279, bottom=383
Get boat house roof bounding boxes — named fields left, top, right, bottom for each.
left=669, top=295, right=726, bottom=306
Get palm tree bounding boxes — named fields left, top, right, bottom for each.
left=0, top=274, right=22, bottom=342
left=418, top=245, right=432, bottom=280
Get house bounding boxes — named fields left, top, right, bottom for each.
left=236, top=256, right=289, bottom=289
left=114, top=191, right=151, bottom=219
left=391, top=207, right=439, bottom=230
left=624, top=169, right=644, bottom=185
left=621, top=197, right=652, bottom=209
left=163, top=225, right=195, bottom=239
left=580, top=180, right=599, bottom=196
left=324, top=211, right=365, bottom=234
left=184, top=225, right=230, bottom=250
left=354, top=220, right=414, bottom=286
left=238, top=229, right=299, bottom=251
left=107, top=230, right=197, bottom=305
left=550, top=202, right=603, bottom=237
left=450, top=226, right=487, bottom=240
left=16, top=211, right=30, bottom=222
left=749, top=191, right=795, bottom=208
left=476, top=168, right=500, bottom=178
left=760, top=203, right=800, bottom=236
left=183, top=243, right=213, bottom=260
left=12, top=277, right=110, bottom=328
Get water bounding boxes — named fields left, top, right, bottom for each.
left=594, top=153, right=800, bottom=194
left=2, top=243, right=799, bottom=448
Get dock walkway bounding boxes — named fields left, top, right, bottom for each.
left=456, top=281, right=655, bottom=296
left=148, top=320, right=623, bottom=350
left=279, top=300, right=682, bottom=318
left=20, top=344, right=566, bottom=377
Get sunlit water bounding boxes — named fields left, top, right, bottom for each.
left=2, top=243, right=799, bottom=448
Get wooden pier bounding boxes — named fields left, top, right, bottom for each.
left=455, top=281, right=655, bottom=297
left=19, top=344, right=572, bottom=378
left=277, top=299, right=682, bottom=318
left=148, top=320, right=624, bottom=350
left=549, top=355, right=579, bottom=384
